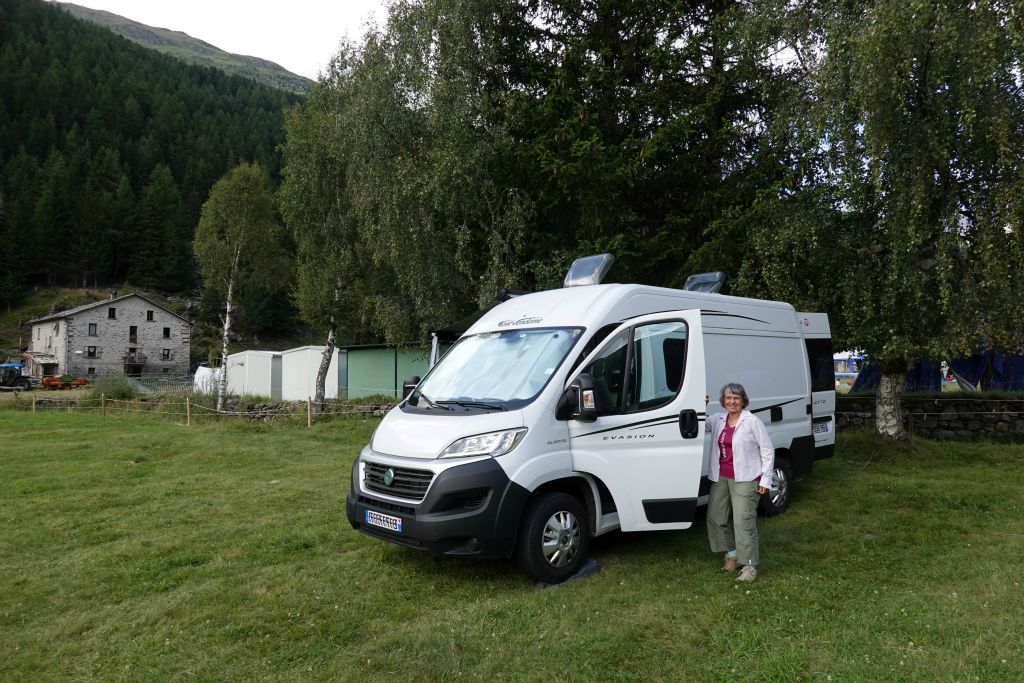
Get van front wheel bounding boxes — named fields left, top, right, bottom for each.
left=759, top=457, right=792, bottom=517
left=515, top=492, right=590, bottom=584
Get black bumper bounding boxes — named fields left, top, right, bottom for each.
left=346, top=456, right=530, bottom=559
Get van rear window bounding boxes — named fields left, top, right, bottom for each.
left=805, top=339, right=835, bottom=392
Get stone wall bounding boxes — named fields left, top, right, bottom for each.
left=836, top=396, right=1024, bottom=440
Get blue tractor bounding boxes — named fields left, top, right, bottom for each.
left=0, top=363, right=32, bottom=391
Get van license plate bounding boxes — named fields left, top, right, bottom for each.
left=365, top=509, right=403, bottom=533
left=812, top=422, right=830, bottom=434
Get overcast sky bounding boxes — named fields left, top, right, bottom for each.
left=55, top=0, right=387, bottom=80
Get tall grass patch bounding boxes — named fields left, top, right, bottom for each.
left=82, top=376, right=139, bottom=400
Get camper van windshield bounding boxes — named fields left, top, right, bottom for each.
left=411, top=327, right=584, bottom=412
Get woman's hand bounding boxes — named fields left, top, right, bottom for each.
left=757, top=486, right=768, bottom=495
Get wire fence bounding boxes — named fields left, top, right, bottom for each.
left=8, top=393, right=398, bottom=426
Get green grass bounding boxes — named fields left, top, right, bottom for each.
left=2, top=414, right=1023, bottom=681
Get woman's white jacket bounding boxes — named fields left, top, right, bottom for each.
left=704, top=409, right=775, bottom=489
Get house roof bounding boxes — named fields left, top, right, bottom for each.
left=21, top=351, right=59, bottom=364
left=280, top=345, right=344, bottom=354
left=29, top=293, right=192, bottom=324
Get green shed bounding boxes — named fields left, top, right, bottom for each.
left=341, top=344, right=430, bottom=399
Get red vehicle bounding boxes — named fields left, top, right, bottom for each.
left=41, top=375, right=90, bottom=390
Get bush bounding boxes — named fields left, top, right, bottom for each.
left=83, top=377, right=138, bottom=401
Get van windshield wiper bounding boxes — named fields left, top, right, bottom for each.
left=436, top=399, right=506, bottom=412
left=414, top=392, right=451, bottom=410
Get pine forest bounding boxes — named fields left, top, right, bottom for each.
left=0, top=0, right=298, bottom=304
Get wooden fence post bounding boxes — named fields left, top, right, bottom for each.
left=186, top=397, right=191, bottom=427
left=307, top=397, right=312, bottom=428
left=32, top=395, right=37, bottom=414
left=101, top=393, right=105, bottom=417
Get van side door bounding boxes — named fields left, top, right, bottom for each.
left=566, top=311, right=706, bottom=531
left=798, top=313, right=836, bottom=459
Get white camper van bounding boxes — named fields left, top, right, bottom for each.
left=346, top=258, right=835, bottom=583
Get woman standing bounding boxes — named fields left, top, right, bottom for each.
left=705, top=383, right=775, bottom=582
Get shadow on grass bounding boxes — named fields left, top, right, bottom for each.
left=360, top=510, right=719, bottom=589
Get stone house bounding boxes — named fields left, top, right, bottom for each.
left=28, top=293, right=192, bottom=378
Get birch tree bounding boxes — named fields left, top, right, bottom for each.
left=194, top=163, right=288, bottom=411
left=280, top=4, right=535, bottom=352
left=280, top=57, right=372, bottom=409
left=739, top=0, right=1024, bottom=439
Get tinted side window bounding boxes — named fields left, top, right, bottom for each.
left=582, top=330, right=629, bottom=415
left=626, top=321, right=688, bottom=412
left=806, top=338, right=835, bottom=392
left=582, top=321, right=690, bottom=416
left=567, top=323, right=620, bottom=375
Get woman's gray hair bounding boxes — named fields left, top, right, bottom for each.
left=719, top=383, right=750, bottom=408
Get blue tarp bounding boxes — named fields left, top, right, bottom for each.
left=951, top=351, right=1024, bottom=391
left=851, top=361, right=942, bottom=393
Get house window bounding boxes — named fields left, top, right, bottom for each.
left=87, top=367, right=96, bottom=375
left=147, top=310, right=154, bottom=321
left=88, top=323, right=97, bottom=336
left=129, top=326, right=138, bottom=343
left=108, top=307, right=116, bottom=319
left=163, top=327, right=171, bottom=339
left=36, top=328, right=40, bottom=340
left=162, top=368, right=170, bottom=374
left=161, top=349, right=171, bottom=360
left=87, top=346, right=97, bottom=358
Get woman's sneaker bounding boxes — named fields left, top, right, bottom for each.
left=736, top=565, right=758, bottom=582
left=722, top=555, right=738, bottom=572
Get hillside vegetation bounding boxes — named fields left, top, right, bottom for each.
left=58, top=3, right=313, bottom=94
left=0, top=0, right=300, bottom=306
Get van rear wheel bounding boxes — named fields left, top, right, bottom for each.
left=515, top=492, right=590, bottom=584
left=759, top=457, right=792, bottom=517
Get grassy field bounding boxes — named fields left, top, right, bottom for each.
left=2, top=413, right=1023, bottom=681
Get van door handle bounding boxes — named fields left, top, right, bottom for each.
left=679, top=409, right=698, bottom=439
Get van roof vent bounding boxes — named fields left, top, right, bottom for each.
left=563, top=253, right=615, bottom=287
left=682, top=271, right=726, bottom=293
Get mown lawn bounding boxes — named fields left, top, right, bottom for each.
left=2, top=412, right=1022, bottom=681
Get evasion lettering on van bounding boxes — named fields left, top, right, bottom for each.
left=498, top=317, right=542, bottom=327
left=603, top=433, right=656, bottom=441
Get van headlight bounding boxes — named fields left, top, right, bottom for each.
left=440, top=428, right=527, bottom=458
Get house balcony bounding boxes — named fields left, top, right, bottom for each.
left=123, top=352, right=147, bottom=365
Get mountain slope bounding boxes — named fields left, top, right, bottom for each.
left=0, top=0, right=300, bottom=300
left=58, top=2, right=313, bottom=94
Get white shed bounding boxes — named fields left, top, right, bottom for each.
left=226, top=350, right=282, bottom=399
left=280, top=345, right=347, bottom=401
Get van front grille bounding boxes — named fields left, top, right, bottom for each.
left=364, top=461, right=433, bottom=501
left=358, top=495, right=416, bottom=517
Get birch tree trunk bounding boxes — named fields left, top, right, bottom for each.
left=314, top=320, right=337, bottom=414
left=874, top=371, right=907, bottom=440
left=216, top=246, right=241, bottom=413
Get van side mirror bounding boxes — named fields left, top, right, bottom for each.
left=558, top=373, right=598, bottom=422
left=402, top=375, right=421, bottom=402
left=679, top=408, right=698, bottom=439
